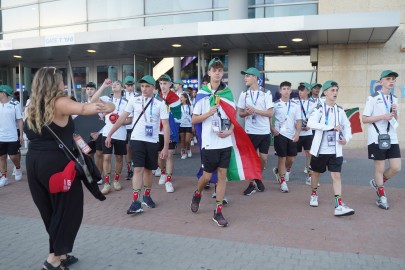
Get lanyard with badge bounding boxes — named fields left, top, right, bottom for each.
left=109, top=97, right=122, bottom=124
left=324, top=102, right=337, bottom=146
left=380, top=91, right=398, bottom=129
left=182, top=105, right=191, bottom=124
left=142, top=96, right=154, bottom=137
left=280, top=101, right=290, bottom=132
left=249, top=89, right=260, bottom=124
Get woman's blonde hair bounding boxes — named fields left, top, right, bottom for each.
left=26, top=67, right=65, bottom=133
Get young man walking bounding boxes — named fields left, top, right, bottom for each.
left=238, top=67, right=273, bottom=196
left=362, top=70, right=401, bottom=210
left=307, top=80, right=355, bottom=216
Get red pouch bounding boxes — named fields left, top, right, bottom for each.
left=49, top=161, right=76, bottom=193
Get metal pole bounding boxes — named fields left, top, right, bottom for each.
left=67, top=57, right=77, bottom=100
left=18, top=62, right=23, bottom=110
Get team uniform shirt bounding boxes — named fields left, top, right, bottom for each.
left=237, top=87, right=273, bottom=135
left=193, top=90, right=233, bottom=150
left=296, top=98, right=317, bottom=136
left=273, top=99, right=301, bottom=140
left=0, top=99, right=23, bottom=142
left=123, top=91, right=139, bottom=129
left=363, top=91, right=399, bottom=145
left=125, top=95, right=169, bottom=143
left=180, top=104, right=193, bottom=128
left=100, top=96, right=129, bottom=140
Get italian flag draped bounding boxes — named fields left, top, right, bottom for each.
left=344, top=107, right=363, bottom=134
left=195, top=84, right=262, bottom=182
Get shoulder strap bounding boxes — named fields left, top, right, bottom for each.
left=45, top=125, right=76, bottom=161
left=129, top=96, right=153, bottom=135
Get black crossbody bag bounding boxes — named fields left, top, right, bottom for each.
left=372, top=122, right=391, bottom=150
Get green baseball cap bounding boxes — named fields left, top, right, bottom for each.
left=173, top=79, right=184, bottom=85
left=208, top=57, right=224, bottom=69
left=241, top=67, right=260, bottom=78
left=138, top=75, right=156, bottom=86
left=311, top=82, right=322, bottom=89
left=159, top=74, right=172, bottom=82
left=380, top=70, right=398, bottom=80
left=124, top=76, right=135, bottom=85
left=86, top=82, right=96, bottom=88
left=322, top=80, right=339, bottom=91
left=0, top=85, right=13, bottom=96
left=301, top=82, right=312, bottom=91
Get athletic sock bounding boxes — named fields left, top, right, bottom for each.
left=311, top=188, right=317, bottom=196
left=104, top=174, right=110, bottom=184
left=334, top=195, right=342, bottom=208
left=114, top=173, right=120, bottom=181
left=383, top=174, right=389, bottom=183
left=166, top=174, right=172, bottom=182
left=132, top=189, right=141, bottom=201
left=195, top=190, right=201, bottom=197
left=280, top=174, right=286, bottom=183
left=144, top=186, right=151, bottom=196
left=215, top=201, right=223, bottom=213
left=377, top=186, right=385, bottom=197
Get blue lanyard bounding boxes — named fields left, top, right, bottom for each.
left=142, top=96, right=154, bottom=122
left=379, top=91, right=392, bottom=113
left=249, top=90, right=260, bottom=106
left=299, top=99, right=309, bottom=118
left=110, top=96, right=123, bottom=113
left=324, top=102, right=334, bottom=125
left=284, top=101, right=291, bottom=118
left=182, top=104, right=190, bottom=115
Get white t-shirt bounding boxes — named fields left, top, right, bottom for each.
left=0, top=99, right=22, bottom=142
left=273, top=99, right=301, bottom=140
left=296, top=98, right=317, bottom=136
left=100, top=96, right=129, bottom=140
left=180, top=104, right=193, bottom=128
left=123, top=91, right=139, bottom=129
left=193, top=92, right=233, bottom=150
left=363, top=91, right=399, bottom=145
left=237, top=87, right=273, bottom=135
left=319, top=104, right=339, bottom=154
left=125, top=95, right=169, bottom=143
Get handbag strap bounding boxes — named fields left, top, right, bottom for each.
left=129, top=96, right=153, bottom=135
left=372, top=122, right=390, bottom=134
left=45, top=125, right=80, bottom=163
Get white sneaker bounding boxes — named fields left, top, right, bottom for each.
left=280, top=182, right=289, bottom=193
left=334, top=204, right=355, bottom=216
left=12, top=167, right=16, bottom=175
left=272, top=167, right=280, bottom=183
left=165, top=181, right=174, bottom=193
left=181, top=153, right=187, bottom=159
left=113, top=180, right=122, bottom=191
left=101, top=183, right=111, bottom=195
left=376, top=196, right=389, bottom=210
left=154, top=167, right=161, bottom=177
left=14, top=168, right=23, bottom=181
left=211, top=191, right=216, bottom=198
left=159, top=174, right=166, bottom=185
left=305, top=176, right=320, bottom=187
left=190, top=140, right=195, bottom=146
left=193, top=137, right=198, bottom=143
left=304, top=166, right=309, bottom=174
left=0, top=176, right=9, bottom=187
left=97, top=179, right=103, bottom=185
left=285, top=171, right=290, bottom=182
left=152, top=170, right=156, bottom=175
left=310, top=195, right=319, bottom=207
left=187, top=150, right=192, bottom=158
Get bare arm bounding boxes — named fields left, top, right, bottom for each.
left=90, top=79, right=112, bottom=103
left=55, top=96, right=115, bottom=116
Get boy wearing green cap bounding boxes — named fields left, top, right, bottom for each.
left=296, top=83, right=317, bottom=184
left=238, top=67, right=273, bottom=196
left=91, top=79, right=130, bottom=195
left=307, top=80, right=354, bottom=216
left=310, top=83, right=323, bottom=105
left=0, top=85, right=24, bottom=187
left=106, top=75, right=170, bottom=214
left=174, top=79, right=185, bottom=98
left=123, top=76, right=137, bottom=181
left=362, top=70, right=401, bottom=210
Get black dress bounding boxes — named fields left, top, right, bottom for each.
left=24, top=117, right=83, bottom=256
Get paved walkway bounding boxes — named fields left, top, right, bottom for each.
left=1, top=147, right=404, bottom=269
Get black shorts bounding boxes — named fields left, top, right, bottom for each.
left=102, top=136, right=127, bottom=155
left=274, top=134, right=297, bottom=157
left=310, top=154, right=343, bottom=173
left=202, top=147, right=232, bottom=173
left=297, top=135, right=313, bottom=152
left=248, top=134, right=270, bottom=154
left=88, top=134, right=103, bottom=154
left=179, top=127, right=192, bottom=134
left=158, top=134, right=176, bottom=151
left=126, top=129, right=132, bottom=144
left=130, top=140, right=159, bottom=170
left=368, top=143, right=401, bottom=160
left=0, top=141, right=20, bottom=156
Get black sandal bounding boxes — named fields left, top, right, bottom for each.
left=42, top=260, right=69, bottom=270
left=60, top=255, right=78, bottom=267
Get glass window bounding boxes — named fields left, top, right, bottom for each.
left=146, top=12, right=212, bottom=26
left=213, top=10, right=228, bottom=21
left=1, top=4, right=39, bottom=32
left=97, top=65, right=118, bottom=96
left=39, top=0, right=86, bottom=27
left=122, top=64, right=134, bottom=80
left=72, top=67, right=89, bottom=102
left=87, top=0, right=143, bottom=21
left=1, top=0, right=36, bottom=8
left=265, top=0, right=315, bottom=4
left=88, top=19, right=143, bottom=31
left=248, top=7, right=264, bottom=18
left=3, top=30, right=39, bottom=40
left=39, top=25, right=87, bottom=36
left=145, top=0, right=212, bottom=14
left=213, top=0, right=228, bottom=8
left=265, top=4, right=317, bottom=17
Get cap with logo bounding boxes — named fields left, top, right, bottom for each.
left=138, top=75, right=156, bottom=86
left=115, top=80, right=124, bottom=87
left=173, top=79, right=184, bottom=85
left=241, top=67, right=260, bottom=78
left=380, top=70, right=398, bottom=80
left=208, top=57, right=224, bottom=69
left=301, top=82, right=312, bottom=91
left=159, top=74, right=172, bottom=82
left=322, top=80, right=339, bottom=91
left=86, top=82, right=96, bottom=88
left=0, top=85, right=14, bottom=96
left=311, top=82, right=322, bottom=90
left=124, top=76, right=135, bottom=85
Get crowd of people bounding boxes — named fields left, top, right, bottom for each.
left=0, top=62, right=401, bottom=269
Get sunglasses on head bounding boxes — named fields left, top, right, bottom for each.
left=42, top=66, right=57, bottom=75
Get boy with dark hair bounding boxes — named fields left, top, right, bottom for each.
left=307, top=80, right=354, bottom=216
left=270, top=81, right=302, bottom=193
left=362, top=70, right=401, bottom=210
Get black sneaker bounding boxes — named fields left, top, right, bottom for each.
left=212, top=211, right=228, bottom=227
left=142, top=195, right=156, bottom=208
left=127, top=200, right=144, bottom=215
left=125, top=170, right=133, bottom=180
left=255, top=179, right=265, bottom=192
left=191, top=193, right=201, bottom=213
left=243, top=183, right=256, bottom=196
